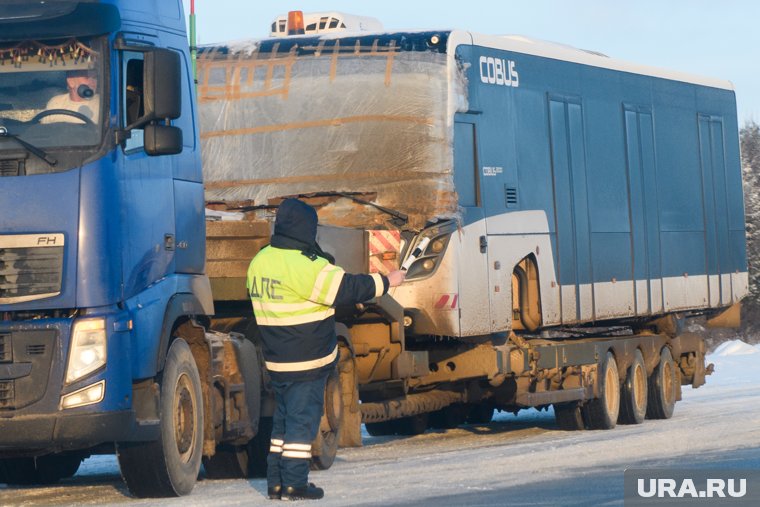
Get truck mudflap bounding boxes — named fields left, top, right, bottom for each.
left=0, top=409, right=148, bottom=455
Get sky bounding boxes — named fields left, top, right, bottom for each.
left=181, top=0, right=759, bottom=126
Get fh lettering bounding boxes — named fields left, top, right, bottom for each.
left=249, top=277, right=283, bottom=300
left=479, top=55, right=519, bottom=88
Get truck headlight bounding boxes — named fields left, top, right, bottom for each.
left=66, top=318, right=107, bottom=384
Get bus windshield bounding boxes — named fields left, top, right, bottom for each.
left=0, top=37, right=106, bottom=161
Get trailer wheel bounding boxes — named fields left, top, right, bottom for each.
left=646, top=347, right=676, bottom=420
left=466, top=403, right=494, bottom=424
left=118, top=338, right=204, bottom=497
left=429, top=404, right=467, bottom=429
left=619, top=349, right=648, bottom=424
left=310, top=367, right=342, bottom=471
left=584, top=351, right=620, bottom=430
left=365, top=421, right=395, bottom=436
left=202, top=444, right=249, bottom=479
left=393, top=413, right=429, bottom=435
left=554, top=403, right=586, bottom=430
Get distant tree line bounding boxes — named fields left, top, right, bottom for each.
left=741, top=120, right=760, bottom=338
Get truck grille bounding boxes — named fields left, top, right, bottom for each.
left=0, top=334, right=10, bottom=362
left=0, top=234, right=64, bottom=304
left=0, top=158, right=24, bottom=177
left=0, top=381, right=14, bottom=409
left=0, top=330, right=56, bottom=410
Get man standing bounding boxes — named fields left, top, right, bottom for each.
left=247, top=198, right=405, bottom=501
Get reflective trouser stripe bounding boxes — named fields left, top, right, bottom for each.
left=265, top=345, right=338, bottom=372
left=270, top=438, right=284, bottom=453
left=283, top=443, right=312, bottom=452
left=282, top=450, right=312, bottom=459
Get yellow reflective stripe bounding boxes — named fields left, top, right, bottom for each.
left=255, top=307, right=335, bottom=326
left=270, top=445, right=283, bottom=453
left=271, top=438, right=284, bottom=446
left=282, top=450, right=311, bottom=459
left=371, top=273, right=385, bottom=298
left=283, top=443, right=312, bottom=451
left=252, top=299, right=328, bottom=314
left=310, top=264, right=345, bottom=306
left=265, top=345, right=338, bottom=372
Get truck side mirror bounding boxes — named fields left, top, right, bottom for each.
left=144, top=124, right=183, bottom=156
left=143, top=49, right=182, bottom=121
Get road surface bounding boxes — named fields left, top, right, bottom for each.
left=2, top=341, right=758, bottom=506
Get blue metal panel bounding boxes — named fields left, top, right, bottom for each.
left=0, top=171, right=79, bottom=311
left=173, top=180, right=205, bottom=274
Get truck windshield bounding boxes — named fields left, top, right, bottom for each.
left=0, top=36, right=105, bottom=170
left=198, top=38, right=459, bottom=230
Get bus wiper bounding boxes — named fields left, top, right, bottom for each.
left=0, top=126, right=57, bottom=166
left=301, top=192, right=409, bottom=226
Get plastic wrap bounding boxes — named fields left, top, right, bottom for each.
left=198, top=41, right=455, bottom=230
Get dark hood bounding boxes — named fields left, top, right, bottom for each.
left=273, top=198, right=318, bottom=247
left=270, top=199, right=335, bottom=263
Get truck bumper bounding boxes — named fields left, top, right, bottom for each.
left=0, top=409, right=148, bottom=454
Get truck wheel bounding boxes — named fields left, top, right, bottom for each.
left=584, top=351, right=620, bottom=430
left=365, top=421, right=395, bottom=436
left=0, top=453, right=82, bottom=485
left=466, top=403, right=494, bottom=424
left=646, top=347, right=676, bottom=420
left=310, top=367, right=342, bottom=471
left=554, top=403, right=586, bottom=430
left=619, top=349, right=648, bottom=424
left=393, top=413, right=429, bottom=435
left=429, top=404, right=467, bottom=429
left=247, top=417, right=272, bottom=477
left=203, top=444, right=248, bottom=479
left=118, top=338, right=204, bottom=497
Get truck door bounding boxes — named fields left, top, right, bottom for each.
left=698, top=115, right=731, bottom=306
left=453, top=118, right=491, bottom=336
left=548, top=97, right=593, bottom=323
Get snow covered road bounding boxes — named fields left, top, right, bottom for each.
left=2, top=341, right=759, bottom=507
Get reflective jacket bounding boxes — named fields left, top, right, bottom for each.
left=247, top=244, right=388, bottom=381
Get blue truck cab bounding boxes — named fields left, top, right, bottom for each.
left=0, top=0, right=262, bottom=496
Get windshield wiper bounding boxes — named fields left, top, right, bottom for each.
left=290, top=192, right=408, bottom=226
left=0, top=126, right=57, bottom=166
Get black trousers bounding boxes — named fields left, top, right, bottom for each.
left=267, top=373, right=328, bottom=488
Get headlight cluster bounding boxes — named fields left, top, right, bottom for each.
left=65, top=318, right=107, bottom=384
left=403, top=221, right=456, bottom=280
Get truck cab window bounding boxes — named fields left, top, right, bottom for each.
left=122, top=52, right=144, bottom=152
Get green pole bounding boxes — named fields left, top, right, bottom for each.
left=190, top=0, right=197, bottom=86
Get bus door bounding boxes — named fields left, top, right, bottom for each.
left=453, top=117, right=491, bottom=336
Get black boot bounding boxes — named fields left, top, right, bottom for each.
left=267, top=484, right=282, bottom=500
left=281, top=483, right=324, bottom=500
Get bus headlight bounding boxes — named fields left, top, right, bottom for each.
left=66, top=318, right=107, bottom=384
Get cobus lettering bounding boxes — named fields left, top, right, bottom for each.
left=479, top=55, right=519, bottom=88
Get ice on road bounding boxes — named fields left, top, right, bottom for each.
left=2, top=341, right=759, bottom=506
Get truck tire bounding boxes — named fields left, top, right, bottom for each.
left=429, top=404, right=467, bottom=429
left=554, top=403, right=586, bottom=430
left=202, top=444, right=248, bottom=479
left=0, top=453, right=83, bottom=485
left=310, top=367, right=342, bottom=471
left=393, top=413, right=429, bottom=435
left=365, top=421, right=395, bottom=436
left=466, top=403, right=494, bottom=424
left=619, top=349, right=648, bottom=425
left=584, top=351, right=620, bottom=430
left=646, top=347, right=676, bottom=420
left=118, top=338, right=204, bottom=497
